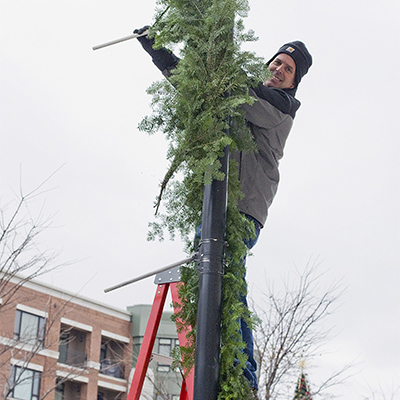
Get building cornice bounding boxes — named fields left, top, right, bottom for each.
left=2, top=273, right=131, bottom=321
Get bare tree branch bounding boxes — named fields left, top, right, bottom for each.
left=360, top=376, right=400, bottom=400
left=0, top=178, right=67, bottom=313
left=251, top=263, right=352, bottom=399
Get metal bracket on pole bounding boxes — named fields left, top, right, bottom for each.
left=103, top=253, right=197, bottom=293
left=92, top=30, right=149, bottom=51
left=154, top=266, right=182, bottom=285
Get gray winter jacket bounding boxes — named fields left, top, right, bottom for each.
left=235, top=86, right=298, bottom=227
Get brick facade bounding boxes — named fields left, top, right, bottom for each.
left=0, top=275, right=132, bottom=400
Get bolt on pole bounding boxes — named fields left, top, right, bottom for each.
left=193, top=146, right=229, bottom=400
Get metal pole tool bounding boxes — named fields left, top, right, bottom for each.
left=104, top=253, right=197, bottom=293
left=92, top=30, right=149, bottom=51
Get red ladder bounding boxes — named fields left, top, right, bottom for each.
left=127, top=277, right=194, bottom=400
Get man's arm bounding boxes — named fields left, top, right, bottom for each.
left=134, top=27, right=300, bottom=121
left=134, top=26, right=180, bottom=77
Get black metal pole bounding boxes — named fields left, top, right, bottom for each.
left=193, top=146, right=229, bottom=400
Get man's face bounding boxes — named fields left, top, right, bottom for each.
left=264, top=53, right=296, bottom=90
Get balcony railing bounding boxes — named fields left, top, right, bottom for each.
left=100, top=359, right=125, bottom=379
left=58, top=348, right=87, bottom=367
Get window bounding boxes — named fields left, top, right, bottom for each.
left=99, top=337, right=125, bottom=379
left=9, top=366, right=41, bottom=400
left=157, top=338, right=172, bottom=372
left=97, top=388, right=123, bottom=400
left=157, top=338, right=179, bottom=372
left=158, top=338, right=172, bottom=357
left=58, top=327, right=87, bottom=367
left=100, top=342, right=107, bottom=362
left=14, top=310, right=45, bottom=346
left=55, top=382, right=64, bottom=400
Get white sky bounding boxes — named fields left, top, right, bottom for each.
left=1, top=0, right=399, bottom=398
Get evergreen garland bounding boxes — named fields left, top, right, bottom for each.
left=140, top=0, right=268, bottom=397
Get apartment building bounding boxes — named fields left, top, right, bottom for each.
left=0, top=275, right=132, bottom=400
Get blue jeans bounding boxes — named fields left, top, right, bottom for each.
left=195, top=214, right=261, bottom=390
left=240, top=214, right=261, bottom=390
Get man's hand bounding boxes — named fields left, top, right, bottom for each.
left=133, top=25, right=159, bottom=58
left=133, top=25, right=150, bottom=36
left=133, top=25, right=153, bottom=50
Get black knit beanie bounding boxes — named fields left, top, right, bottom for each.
left=267, top=41, right=312, bottom=86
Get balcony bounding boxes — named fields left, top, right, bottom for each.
left=58, top=348, right=87, bottom=367
left=100, top=359, right=125, bottom=379
left=58, top=327, right=87, bottom=368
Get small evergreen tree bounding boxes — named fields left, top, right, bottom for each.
left=294, top=372, right=313, bottom=400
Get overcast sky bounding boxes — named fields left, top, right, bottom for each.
left=1, top=0, right=399, bottom=398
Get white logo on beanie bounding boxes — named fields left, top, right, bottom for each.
left=286, top=46, right=295, bottom=53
